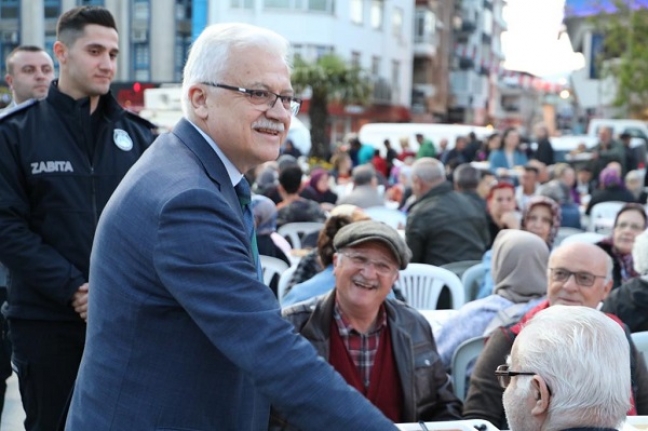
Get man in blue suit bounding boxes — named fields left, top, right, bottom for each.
left=65, top=23, right=397, bottom=430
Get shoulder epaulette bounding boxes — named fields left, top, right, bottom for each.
left=0, top=99, right=39, bottom=121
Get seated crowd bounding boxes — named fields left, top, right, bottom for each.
left=251, top=128, right=648, bottom=427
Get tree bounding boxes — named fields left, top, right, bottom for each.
left=291, top=54, right=372, bottom=160
left=590, top=0, right=648, bottom=117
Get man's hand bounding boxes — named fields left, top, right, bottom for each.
left=72, top=282, right=89, bottom=322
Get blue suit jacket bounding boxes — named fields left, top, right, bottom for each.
left=488, top=149, right=528, bottom=170
left=65, top=119, right=396, bottom=430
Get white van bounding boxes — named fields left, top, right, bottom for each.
left=358, top=122, right=493, bottom=156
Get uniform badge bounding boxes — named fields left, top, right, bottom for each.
left=113, top=129, right=133, bottom=151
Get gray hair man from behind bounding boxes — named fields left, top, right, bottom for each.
left=502, top=305, right=631, bottom=431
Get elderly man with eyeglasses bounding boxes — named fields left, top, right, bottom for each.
left=463, top=242, right=648, bottom=428
left=499, top=305, right=631, bottom=431
left=273, top=220, right=463, bottom=428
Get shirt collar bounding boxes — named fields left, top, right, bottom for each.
left=333, top=299, right=387, bottom=336
left=187, top=119, right=243, bottom=187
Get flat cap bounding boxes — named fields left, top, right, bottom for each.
left=333, top=220, right=411, bottom=270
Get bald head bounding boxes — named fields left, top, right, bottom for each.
left=547, top=242, right=613, bottom=308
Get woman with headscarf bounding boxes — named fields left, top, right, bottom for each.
left=436, top=230, right=548, bottom=379
left=596, top=202, right=647, bottom=289
left=602, top=229, right=648, bottom=332
left=520, top=196, right=561, bottom=248
left=585, top=166, right=636, bottom=215
left=300, top=167, right=338, bottom=207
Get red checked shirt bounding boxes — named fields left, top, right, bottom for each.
left=333, top=301, right=388, bottom=389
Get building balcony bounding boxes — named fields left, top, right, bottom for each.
left=458, top=57, right=475, bottom=70
left=481, top=32, right=492, bottom=45
left=414, top=34, right=438, bottom=57
left=455, top=19, right=477, bottom=43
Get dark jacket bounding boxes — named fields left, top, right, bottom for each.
left=586, top=185, right=636, bottom=215
left=275, top=291, right=463, bottom=426
left=602, top=277, right=648, bottom=333
left=533, top=137, right=555, bottom=166
left=406, top=182, right=490, bottom=266
left=463, top=301, right=648, bottom=428
left=0, top=81, right=156, bottom=322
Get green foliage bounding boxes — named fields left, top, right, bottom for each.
left=291, top=54, right=372, bottom=159
left=590, top=0, right=648, bottom=116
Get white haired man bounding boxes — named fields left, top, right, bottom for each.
left=65, top=22, right=397, bottom=430
left=501, top=305, right=631, bottom=431
left=464, top=242, right=648, bottom=427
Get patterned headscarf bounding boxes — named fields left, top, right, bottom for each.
left=522, top=196, right=561, bottom=248
left=599, top=167, right=623, bottom=189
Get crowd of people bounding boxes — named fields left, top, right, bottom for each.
left=0, top=5, right=645, bottom=431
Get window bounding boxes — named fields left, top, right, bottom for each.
left=415, top=9, right=436, bottom=44
left=391, top=60, right=400, bottom=101
left=350, top=0, right=363, bottom=25
left=392, top=7, right=403, bottom=38
left=44, top=0, right=60, bottom=19
left=176, top=0, right=191, bottom=20
left=0, top=0, right=18, bottom=19
left=133, top=42, right=150, bottom=81
left=265, top=0, right=290, bottom=8
left=133, top=0, right=150, bottom=21
left=308, top=0, right=331, bottom=12
left=44, top=32, right=58, bottom=74
left=351, top=51, right=360, bottom=68
left=77, top=0, right=104, bottom=5
left=371, top=56, right=381, bottom=77
left=370, top=0, right=382, bottom=29
left=175, top=32, right=191, bottom=81
left=291, top=43, right=334, bottom=63
left=231, top=0, right=254, bottom=8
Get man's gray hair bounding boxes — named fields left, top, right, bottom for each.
left=352, top=164, right=376, bottom=186
left=453, top=163, right=480, bottom=190
left=411, top=157, right=445, bottom=185
left=514, top=305, right=630, bottom=430
left=633, top=229, right=648, bottom=277
left=181, top=23, right=290, bottom=116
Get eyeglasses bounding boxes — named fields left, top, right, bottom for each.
left=495, top=364, right=536, bottom=389
left=202, top=82, right=302, bottom=116
left=339, top=251, right=397, bottom=276
left=549, top=268, right=606, bottom=287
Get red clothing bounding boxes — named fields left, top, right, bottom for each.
left=372, top=155, right=389, bottom=177
left=329, top=317, right=404, bottom=421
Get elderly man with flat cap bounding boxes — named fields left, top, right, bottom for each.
left=273, top=220, right=462, bottom=428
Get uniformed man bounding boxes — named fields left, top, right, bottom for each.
left=0, top=6, right=155, bottom=430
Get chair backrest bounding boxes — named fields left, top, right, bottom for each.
left=277, top=222, right=324, bottom=249
left=460, top=263, right=487, bottom=303
left=559, top=232, right=606, bottom=246
left=395, top=263, right=465, bottom=310
left=440, top=260, right=482, bottom=280
left=555, top=226, right=585, bottom=245
left=277, top=264, right=299, bottom=304
left=260, top=255, right=289, bottom=288
left=363, top=206, right=407, bottom=229
left=631, top=331, right=648, bottom=367
left=589, top=201, right=626, bottom=232
left=451, top=336, right=487, bottom=401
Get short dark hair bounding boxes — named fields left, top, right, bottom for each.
left=453, top=163, right=480, bottom=190
left=5, top=45, right=47, bottom=74
left=524, top=165, right=540, bottom=176
left=57, top=6, right=117, bottom=46
left=317, top=215, right=353, bottom=267
left=278, top=165, right=303, bottom=194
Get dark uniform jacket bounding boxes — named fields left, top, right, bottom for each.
left=0, top=81, right=156, bottom=322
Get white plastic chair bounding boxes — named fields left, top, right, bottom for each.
left=632, top=331, right=648, bottom=367
left=555, top=226, right=585, bottom=245
left=259, top=255, right=289, bottom=288
left=460, top=263, right=487, bottom=303
left=363, top=206, right=407, bottom=229
left=277, top=264, right=299, bottom=304
left=451, top=336, right=487, bottom=401
left=277, top=222, right=324, bottom=249
left=395, top=263, right=465, bottom=310
left=588, top=201, right=625, bottom=232
left=559, top=232, right=606, bottom=246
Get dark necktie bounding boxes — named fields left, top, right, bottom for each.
left=234, top=178, right=262, bottom=281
